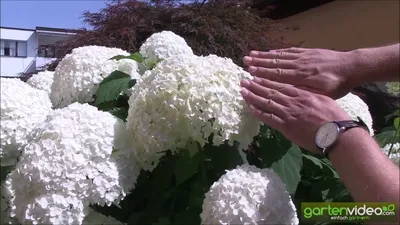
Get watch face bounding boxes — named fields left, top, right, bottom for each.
left=315, top=122, right=340, bottom=148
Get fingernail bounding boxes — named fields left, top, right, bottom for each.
left=240, top=88, right=249, bottom=96
left=240, top=79, right=250, bottom=87
left=248, top=66, right=257, bottom=73
left=250, top=51, right=259, bottom=56
left=253, top=77, right=261, bottom=83
left=243, top=56, right=252, bottom=63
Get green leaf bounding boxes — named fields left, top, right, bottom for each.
left=394, top=117, right=400, bottom=130
left=173, top=208, right=201, bottom=225
left=140, top=154, right=176, bottom=223
left=271, top=144, right=302, bottom=195
left=303, top=154, right=322, bottom=169
left=127, top=212, right=145, bottom=225
left=153, top=217, right=171, bottom=225
left=110, top=52, right=145, bottom=63
left=174, top=151, right=200, bottom=185
left=109, top=107, right=129, bottom=121
left=381, top=125, right=396, bottom=133
left=188, top=178, right=207, bottom=208
left=374, top=130, right=397, bottom=147
left=145, top=59, right=158, bottom=69
left=310, top=178, right=353, bottom=202
left=384, top=109, right=400, bottom=124
left=257, top=129, right=292, bottom=167
left=95, top=100, right=116, bottom=111
left=94, top=71, right=135, bottom=105
left=303, top=154, right=339, bottom=179
left=203, top=141, right=244, bottom=182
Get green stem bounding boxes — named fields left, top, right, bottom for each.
left=387, top=125, right=400, bottom=156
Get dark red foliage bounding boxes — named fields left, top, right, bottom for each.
left=46, top=0, right=296, bottom=71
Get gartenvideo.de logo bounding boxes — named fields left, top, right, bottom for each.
left=301, top=202, right=398, bottom=223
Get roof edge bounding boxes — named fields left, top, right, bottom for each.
left=0, top=26, right=36, bottom=31
left=0, top=26, right=86, bottom=33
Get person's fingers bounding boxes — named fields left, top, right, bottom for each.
left=271, top=47, right=305, bottom=53
left=243, top=56, right=297, bottom=69
left=249, top=50, right=299, bottom=60
left=249, top=77, right=299, bottom=97
left=247, top=104, right=285, bottom=131
left=240, top=79, right=291, bottom=106
left=247, top=66, right=304, bottom=85
left=240, top=85, right=288, bottom=120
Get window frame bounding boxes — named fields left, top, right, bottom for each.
left=38, top=45, right=56, bottom=58
left=0, top=39, right=28, bottom=58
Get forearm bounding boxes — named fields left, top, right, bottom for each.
left=329, top=128, right=400, bottom=202
left=344, top=44, right=400, bottom=85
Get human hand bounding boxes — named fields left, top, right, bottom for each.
left=243, top=48, right=357, bottom=99
left=240, top=77, right=352, bottom=153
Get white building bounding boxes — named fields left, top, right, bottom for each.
left=0, top=26, right=84, bottom=77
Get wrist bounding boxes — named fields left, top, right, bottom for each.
left=344, top=44, right=400, bottom=84
left=328, top=127, right=376, bottom=162
left=341, top=49, right=372, bottom=87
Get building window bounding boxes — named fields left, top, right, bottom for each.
left=0, top=40, right=27, bottom=57
left=38, top=45, right=56, bottom=58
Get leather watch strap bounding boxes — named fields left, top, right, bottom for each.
left=323, top=117, right=370, bottom=158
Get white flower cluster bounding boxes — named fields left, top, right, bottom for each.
left=3, top=103, right=140, bottom=225
left=382, top=143, right=400, bottom=165
left=26, top=70, right=55, bottom=95
left=335, top=93, right=374, bottom=135
left=127, top=54, right=261, bottom=170
left=82, top=209, right=124, bottom=225
left=201, top=164, right=299, bottom=225
left=50, top=46, right=140, bottom=108
left=139, top=30, right=194, bottom=62
left=0, top=78, right=52, bottom=166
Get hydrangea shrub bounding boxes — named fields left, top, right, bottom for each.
left=1, top=30, right=392, bottom=225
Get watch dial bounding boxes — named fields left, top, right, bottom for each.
left=316, top=122, right=339, bottom=148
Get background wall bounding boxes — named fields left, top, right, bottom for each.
left=272, top=0, right=399, bottom=50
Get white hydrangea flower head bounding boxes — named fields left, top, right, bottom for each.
left=139, top=30, right=194, bottom=63
left=5, top=103, right=140, bottom=225
left=335, top=93, right=374, bottom=135
left=0, top=78, right=52, bottom=166
left=50, top=46, right=140, bottom=108
left=382, top=143, right=400, bottom=165
left=82, top=209, right=124, bottom=225
left=126, top=54, right=261, bottom=171
left=200, top=164, right=299, bottom=225
left=26, top=70, right=55, bottom=95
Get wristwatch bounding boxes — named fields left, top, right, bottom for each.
left=315, top=117, right=370, bottom=157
